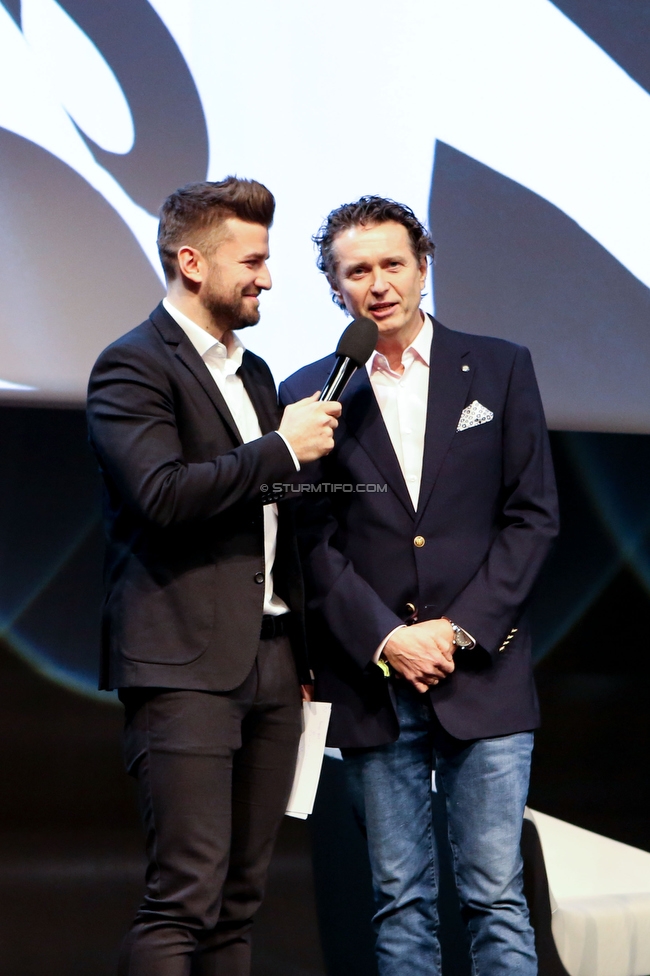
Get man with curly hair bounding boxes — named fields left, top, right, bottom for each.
left=280, top=196, right=559, bottom=975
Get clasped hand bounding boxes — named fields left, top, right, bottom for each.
left=383, top=619, right=455, bottom=694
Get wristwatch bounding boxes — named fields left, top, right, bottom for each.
left=446, top=619, right=475, bottom=649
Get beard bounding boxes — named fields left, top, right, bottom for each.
left=201, top=281, right=260, bottom=332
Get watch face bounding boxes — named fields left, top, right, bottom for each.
left=452, top=624, right=472, bottom=648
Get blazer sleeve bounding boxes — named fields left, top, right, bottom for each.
left=443, top=345, right=559, bottom=656
left=279, top=379, right=404, bottom=671
left=88, top=340, right=297, bottom=528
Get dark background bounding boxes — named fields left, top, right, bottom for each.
left=0, top=405, right=648, bottom=976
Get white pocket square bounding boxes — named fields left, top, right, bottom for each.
left=457, top=400, right=494, bottom=432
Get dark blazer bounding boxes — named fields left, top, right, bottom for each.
left=280, top=319, right=559, bottom=747
left=87, top=302, right=307, bottom=691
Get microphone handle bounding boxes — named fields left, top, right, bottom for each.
left=318, top=356, right=358, bottom=401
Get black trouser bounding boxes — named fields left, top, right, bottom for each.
left=117, top=636, right=302, bottom=976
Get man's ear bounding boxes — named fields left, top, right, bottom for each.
left=176, top=245, right=204, bottom=284
left=418, top=256, right=428, bottom=290
left=328, top=275, right=345, bottom=310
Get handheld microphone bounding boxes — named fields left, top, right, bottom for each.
left=319, top=317, right=378, bottom=402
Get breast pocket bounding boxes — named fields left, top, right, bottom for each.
left=451, top=419, right=498, bottom=448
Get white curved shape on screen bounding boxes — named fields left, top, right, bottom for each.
left=21, top=0, right=135, bottom=154
left=0, top=3, right=161, bottom=277
left=0, top=378, right=36, bottom=390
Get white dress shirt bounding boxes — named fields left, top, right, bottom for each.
left=367, top=312, right=432, bottom=511
left=367, top=312, right=475, bottom=657
left=163, top=298, right=298, bottom=616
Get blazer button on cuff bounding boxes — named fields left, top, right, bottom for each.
left=406, top=602, right=416, bottom=614
left=414, top=536, right=425, bottom=548
left=254, top=572, right=265, bottom=584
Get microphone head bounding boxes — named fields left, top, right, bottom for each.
left=335, top=316, right=379, bottom=367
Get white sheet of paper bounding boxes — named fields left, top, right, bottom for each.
left=285, top=701, right=332, bottom=820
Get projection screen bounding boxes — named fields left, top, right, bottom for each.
left=1, top=0, right=649, bottom=433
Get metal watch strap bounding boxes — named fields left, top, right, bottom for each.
left=446, top=619, right=473, bottom=648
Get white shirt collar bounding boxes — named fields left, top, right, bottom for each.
left=367, top=311, right=433, bottom=376
left=162, top=297, right=245, bottom=370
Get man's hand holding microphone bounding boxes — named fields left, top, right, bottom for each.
left=280, top=315, right=379, bottom=462
left=279, top=392, right=341, bottom=462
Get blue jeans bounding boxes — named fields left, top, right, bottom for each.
left=343, top=681, right=537, bottom=976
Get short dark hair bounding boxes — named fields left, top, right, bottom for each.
left=313, top=196, right=435, bottom=309
left=157, top=177, right=275, bottom=281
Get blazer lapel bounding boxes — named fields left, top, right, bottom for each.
left=150, top=303, right=243, bottom=445
left=414, top=320, right=473, bottom=525
left=343, top=367, right=415, bottom=518
left=238, top=351, right=280, bottom=435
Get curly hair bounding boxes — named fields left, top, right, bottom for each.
left=157, top=177, right=275, bottom=282
left=313, top=196, right=435, bottom=309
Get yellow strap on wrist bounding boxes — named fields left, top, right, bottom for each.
left=377, top=657, right=391, bottom=678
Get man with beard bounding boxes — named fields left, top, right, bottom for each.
left=87, top=178, right=341, bottom=976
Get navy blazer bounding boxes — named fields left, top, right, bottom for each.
left=88, top=303, right=307, bottom=691
left=280, top=319, right=559, bottom=747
